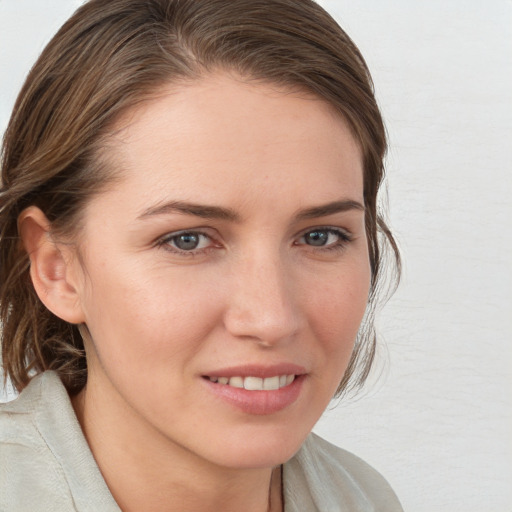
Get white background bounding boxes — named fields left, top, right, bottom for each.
left=1, top=1, right=511, bottom=511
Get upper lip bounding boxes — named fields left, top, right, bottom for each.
left=203, top=363, right=307, bottom=379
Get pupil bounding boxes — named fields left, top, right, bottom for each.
left=175, top=233, right=199, bottom=250
left=306, top=231, right=328, bottom=246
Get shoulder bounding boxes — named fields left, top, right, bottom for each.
left=0, top=371, right=66, bottom=431
left=0, top=372, right=119, bottom=511
left=283, top=432, right=403, bottom=512
left=0, top=371, right=58, bottom=446
left=0, top=372, right=78, bottom=510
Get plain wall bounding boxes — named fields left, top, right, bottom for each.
left=1, top=1, right=511, bottom=511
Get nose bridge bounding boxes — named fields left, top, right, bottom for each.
left=224, top=247, right=300, bottom=345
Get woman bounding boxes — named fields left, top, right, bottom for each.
left=0, top=0, right=402, bottom=510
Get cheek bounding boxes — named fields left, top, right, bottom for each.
left=79, top=260, right=222, bottom=375
left=305, top=261, right=370, bottom=360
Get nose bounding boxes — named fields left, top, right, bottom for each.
left=223, top=252, right=301, bottom=347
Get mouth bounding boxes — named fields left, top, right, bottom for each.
left=204, top=374, right=296, bottom=391
left=201, top=364, right=307, bottom=414
left=202, top=372, right=305, bottom=415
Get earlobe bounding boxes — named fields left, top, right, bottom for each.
left=18, top=206, right=86, bottom=324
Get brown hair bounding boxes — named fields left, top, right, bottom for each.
left=0, top=0, right=400, bottom=396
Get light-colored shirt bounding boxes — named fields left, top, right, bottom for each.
left=0, top=372, right=403, bottom=511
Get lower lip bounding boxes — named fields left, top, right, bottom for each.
left=202, top=375, right=305, bottom=415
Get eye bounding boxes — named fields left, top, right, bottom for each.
left=159, top=231, right=213, bottom=253
left=297, top=227, right=352, bottom=250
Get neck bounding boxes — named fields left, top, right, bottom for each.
left=71, top=375, right=283, bottom=512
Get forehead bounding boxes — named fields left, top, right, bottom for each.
left=95, top=73, right=364, bottom=216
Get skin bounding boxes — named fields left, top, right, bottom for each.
left=21, top=73, right=370, bottom=512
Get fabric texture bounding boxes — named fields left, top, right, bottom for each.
left=1, top=372, right=403, bottom=511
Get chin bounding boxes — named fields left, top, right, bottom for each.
left=198, top=421, right=313, bottom=470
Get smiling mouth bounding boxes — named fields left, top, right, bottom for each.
left=205, top=375, right=296, bottom=391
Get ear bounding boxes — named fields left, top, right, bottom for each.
left=18, top=206, right=86, bottom=324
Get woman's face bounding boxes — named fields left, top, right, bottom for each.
left=70, top=73, right=370, bottom=469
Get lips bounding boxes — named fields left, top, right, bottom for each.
left=202, top=364, right=306, bottom=415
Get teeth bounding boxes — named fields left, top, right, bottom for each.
left=229, top=376, right=244, bottom=388
left=208, top=374, right=296, bottom=390
left=244, top=376, right=263, bottom=390
left=263, top=376, right=280, bottom=390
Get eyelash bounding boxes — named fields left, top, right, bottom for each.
left=156, top=230, right=217, bottom=257
left=295, top=227, right=353, bottom=252
left=156, top=227, right=353, bottom=257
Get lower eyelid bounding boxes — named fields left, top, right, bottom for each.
left=297, top=228, right=352, bottom=243
left=157, top=231, right=212, bottom=249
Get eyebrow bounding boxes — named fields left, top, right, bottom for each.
left=294, top=199, right=365, bottom=220
left=137, top=199, right=364, bottom=222
left=138, top=200, right=241, bottom=222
